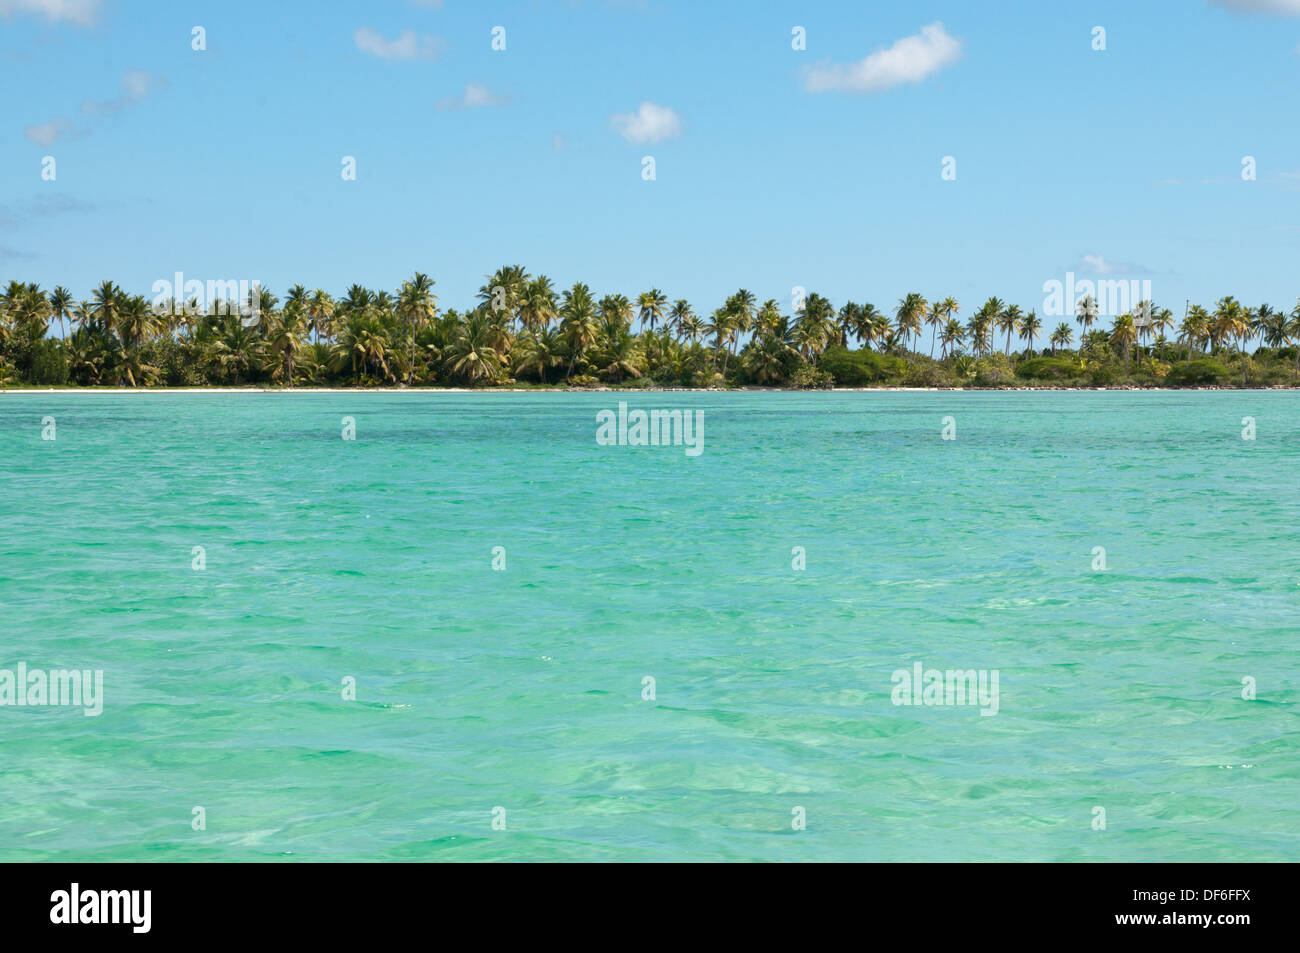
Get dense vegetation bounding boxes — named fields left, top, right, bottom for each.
left=2, top=270, right=1298, bottom=389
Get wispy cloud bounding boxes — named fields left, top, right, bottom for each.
left=0, top=193, right=94, bottom=228
left=24, top=117, right=73, bottom=146
left=80, top=68, right=166, bottom=116
left=22, top=70, right=163, bottom=146
left=1209, top=0, right=1300, bottom=15
left=436, top=83, right=506, bottom=110
left=803, top=22, right=962, bottom=94
left=610, top=101, right=682, bottom=144
left=354, top=26, right=443, bottom=60
left=0, top=0, right=101, bottom=26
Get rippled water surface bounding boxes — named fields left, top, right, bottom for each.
left=1, top=391, right=1297, bottom=860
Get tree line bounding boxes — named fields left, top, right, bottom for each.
left=2, top=269, right=1297, bottom=388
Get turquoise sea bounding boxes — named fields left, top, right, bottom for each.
left=1, top=391, right=1297, bottom=861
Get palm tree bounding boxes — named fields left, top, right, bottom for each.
left=1020, top=310, right=1041, bottom=355
left=1249, top=304, right=1273, bottom=354
left=854, top=303, right=884, bottom=351
left=599, top=293, right=634, bottom=337
left=1133, top=299, right=1155, bottom=354
left=934, top=296, right=959, bottom=356
left=667, top=299, right=694, bottom=337
left=970, top=297, right=1002, bottom=357
left=90, top=280, right=122, bottom=332
left=637, top=289, right=668, bottom=332
left=398, top=271, right=438, bottom=384
left=679, top=310, right=705, bottom=345
left=514, top=326, right=564, bottom=383
left=894, top=293, right=927, bottom=352
left=705, top=307, right=733, bottom=371
left=1110, top=313, right=1137, bottom=373
left=924, top=299, right=945, bottom=357
left=12, top=285, right=50, bottom=337
left=1180, top=305, right=1209, bottom=364
left=746, top=317, right=799, bottom=384
left=966, top=312, right=992, bottom=358
left=1049, top=322, right=1073, bottom=355
left=307, top=289, right=335, bottom=344
left=1152, top=307, right=1175, bottom=346
left=596, top=325, right=643, bottom=382
left=208, top=316, right=255, bottom=385
left=519, top=275, right=558, bottom=332
left=794, top=293, right=836, bottom=362
left=1076, top=295, right=1099, bottom=335
left=332, top=314, right=394, bottom=382
left=1214, top=296, right=1249, bottom=383
left=939, top=318, right=964, bottom=359
left=478, top=265, right=529, bottom=323
left=113, top=294, right=161, bottom=386
left=998, top=304, right=1023, bottom=355
left=837, top=301, right=861, bottom=349
left=560, top=283, right=598, bottom=379
left=340, top=284, right=373, bottom=322
left=1287, top=300, right=1300, bottom=379
left=266, top=305, right=306, bottom=385
left=725, top=289, right=756, bottom=370
left=754, top=299, right=783, bottom=338
left=448, top=312, right=502, bottom=386
left=1258, top=307, right=1288, bottom=350
left=49, top=285, right=73, bottom=341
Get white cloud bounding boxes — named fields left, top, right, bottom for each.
left=0, top=0, right=100, bottom=26
left=436, top=83, right=506, bottom=110
left=1077, top=255, right=1153, bottom=276
left=803, top=22, right=962, bottom=94
left=610, top=101, right=682, bottom=144
left=1210, top=0, right=1300, bottom=14
left=24, top=117, right=71, bottom=146
left=354, top=26, right=442, bottom=60
left=81, top=68, right=165, bottom=116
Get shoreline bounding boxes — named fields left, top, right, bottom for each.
left=2, top=385, right=1298, bottom=395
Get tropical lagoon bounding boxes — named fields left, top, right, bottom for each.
left=1, top=390, right=1296, bottom=861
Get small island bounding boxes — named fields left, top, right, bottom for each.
left=3, top=270, right=1296, bottom=390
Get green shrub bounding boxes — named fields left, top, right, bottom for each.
left=975, top=358, right=1015, bottom=387
left=1015, top=356, right=1081, bottom=381
left=1166, top=359, right=1229, bottom=386
left=818, top=347, right=906, bottom=385
left=904, top=362, right=955, bottom=387
left=1088, top=362, right=1120, bottom=386
left=789, top=364, right=834, bottom=389
left=950, top=355, right=976, bottom=383
left=26, top=339, right=69, bottom=385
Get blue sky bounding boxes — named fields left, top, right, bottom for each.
left=2, top=0, right=1299, bottom=334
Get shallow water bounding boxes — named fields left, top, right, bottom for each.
left=1, top=391, right=1296, bottom=861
